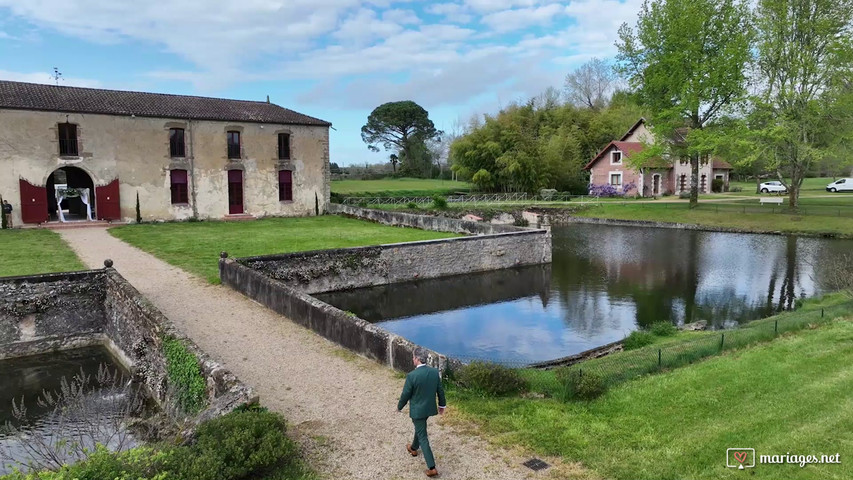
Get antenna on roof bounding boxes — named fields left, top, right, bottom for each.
left=51, top=67, right=63, bottom=86
left=266, top=95, right=270, bottom=104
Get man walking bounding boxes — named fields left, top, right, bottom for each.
left=397, top=347, right=446, bottom=477
left=2, top=200, right=12, bottom=228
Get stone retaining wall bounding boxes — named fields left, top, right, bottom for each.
left=0, top=269, right=253, bottom=422
left=222, top=209, right=552, bottom=371
left=220, top=258, right=457, bottom=373
left=240, top=231, right=552, bottom=294
left=328, top=203, right=535, bottom=234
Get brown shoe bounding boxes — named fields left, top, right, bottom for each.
left=425, top=468, right=438, bottom=477
left=406, top=444, right=418, bottom=457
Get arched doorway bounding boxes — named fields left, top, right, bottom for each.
left=46, top=166, right=95, bottom=221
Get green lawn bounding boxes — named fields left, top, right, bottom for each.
left=726, top=177, right=844, bottom=196
left=573, top=203, right=853, bottom=236
left=109, top=216, right=459, bottom=283
left=0, top=229, right=85, bottom=277
left=331, top=178, right=470, bottom=197
left=451, top=306, right=853, bottom=480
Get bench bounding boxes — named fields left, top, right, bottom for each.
left=759, top=197, right=784, bottom=205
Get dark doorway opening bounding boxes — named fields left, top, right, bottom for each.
left=46, top=166, right=95, bottom=221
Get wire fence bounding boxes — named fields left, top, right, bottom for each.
left=338, top=193, right=853, bottom=218
left=339, top=192, right=600, bottom=205
left=450, top=301, right=850, bottom=401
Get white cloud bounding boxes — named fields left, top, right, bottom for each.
left=0, top=69, right=102, bottom=87
left=481, top=4, right=567, bottom=33
left=0, top=0, right=644, bottom=106
left=426, top=3, right=473, bottom=23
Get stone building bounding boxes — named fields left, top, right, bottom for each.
left=0, top=80, right=331, bottom=225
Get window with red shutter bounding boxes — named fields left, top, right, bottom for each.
left=279, top=170, right=293, bottom=202
left=170, top=169, right=189, bottom=204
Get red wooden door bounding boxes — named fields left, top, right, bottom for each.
left=228, top=170, right=243, bottom=214
left=96, top=179, right=121, bottom=220
left=19, top=179, right=48, bottom=224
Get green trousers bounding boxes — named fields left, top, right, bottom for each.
left=411, top=417, right=435, bottom=469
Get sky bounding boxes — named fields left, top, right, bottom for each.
left=0, top=0, right=643, bottom=166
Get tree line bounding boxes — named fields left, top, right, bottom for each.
left=360, top=0, right=853, bottom=209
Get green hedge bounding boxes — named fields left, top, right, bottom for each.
left=0, top=411, right=312, bottom=480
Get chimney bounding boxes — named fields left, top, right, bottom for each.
left=266, top=95, right=270, bottom=104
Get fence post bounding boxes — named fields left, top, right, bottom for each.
left=720, top=333, right=725, bottom=350
left=658, top=349, right=662, bottom=369
left=775, top=319, right=778, bottom=335
left=821, top=308, right=824, bottom=318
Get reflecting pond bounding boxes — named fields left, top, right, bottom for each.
left=316, top=224, right=853, bottom=364
left=0, top=347, right=135, bottom=474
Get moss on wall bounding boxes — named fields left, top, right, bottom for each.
left=163, top=336, right=207, bottom=415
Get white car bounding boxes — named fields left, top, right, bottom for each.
left=826, top=178, right=853, bottom=192
left=759, top=181, right=788, bottom=194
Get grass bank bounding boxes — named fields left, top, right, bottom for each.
left=449, top=299, right=853, bottom=480
left=573, top=203, right=853, bottom=236
left=109, top=216, right=459, bottom=283
left=0, top=230, right=85, bottom=277
left=331, top=178, right=470, bottom=197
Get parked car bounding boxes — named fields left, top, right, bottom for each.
left=826, top=178, right=853, bottom=192
left=759, top=181, right=788, bottom=194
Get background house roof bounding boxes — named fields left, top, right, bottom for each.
left=619, top=118, right=647, bottom=141
left=584, top=141, right=645, bottom=170
left=712, top=158, right=734, bottom=169
left=0, top=80, right=331, bottom=126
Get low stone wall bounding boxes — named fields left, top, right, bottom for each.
left=0, top=268, right=253, bottom=422
left=240, top=231, right=552, bottom=294
left=222, top=211, right=552, bottom=371
left=528, top=340, right=624, bottom=369
left=220, top=258, right=457, bottom=372
left=0, top=271, right=107, bottom=360
left=328, top=203, right=536, bottom=234
left=103, top=270, right=253, bottom=420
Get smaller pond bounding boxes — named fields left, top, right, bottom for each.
left=0, top=347, right=140, bottom=475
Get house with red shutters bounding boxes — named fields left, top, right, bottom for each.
left=584, top=118, right=732, bottom=197
left=0, top=80, right=331, bottom=225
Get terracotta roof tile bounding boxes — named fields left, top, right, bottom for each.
left=0, top=80, right=331, bottom=126
left=712, top=158, right=733, bottom=169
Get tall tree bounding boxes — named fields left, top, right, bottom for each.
left=564, top=58, right=618, bottom=110
left=616, top=0, right=753, bottom=207
left=750, top=0, right=853, bottom=210
left=361, top=101, right=441, bottom=177
left=388, top=154, right=399, bottom=173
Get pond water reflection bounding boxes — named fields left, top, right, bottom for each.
left=0, top=347, right=134, bottom=475
left=316, top=224, right=853, bottom=364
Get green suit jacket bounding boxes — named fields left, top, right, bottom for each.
left=397, top=365, right=447, bottom=419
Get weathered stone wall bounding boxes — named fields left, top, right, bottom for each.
left=0, top=269, right=253, bottom=422
left=239, top=230, right=551, bottom=294
left=0, top=109, right=330, bottom=223
left=220, top=258, right=459, bottom=373
left=327, top=203, right=535, bottom=234
left=0, top=271, right=107, bottom=360
left=221, top=224, right=551, bottom=371
left=103, top=270, right=253, bottom=417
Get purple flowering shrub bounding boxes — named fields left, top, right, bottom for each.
left=588, top=182, right=637, bottom=197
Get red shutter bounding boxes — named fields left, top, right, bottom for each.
left=19, top=179, right=48, bottom=224
left=228, top=170, right=243, bottom=214
left=96, top=179, right=121, bottom=220
left=279, top=170, right=292, bottom=201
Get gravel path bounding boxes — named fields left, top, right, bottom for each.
left=59, top=227, right=542, bottom=480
